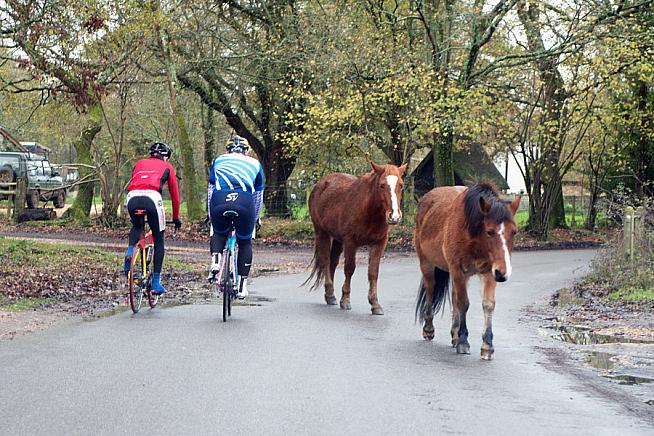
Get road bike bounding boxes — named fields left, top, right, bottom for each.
left=126, top=209, right=175, bottom=313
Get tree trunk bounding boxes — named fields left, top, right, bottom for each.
left=432, top=129, right=455, bottom=186
left=159, top=29, right=204, bottom=220
left=549, top=181, right=567, bottom=229
left=202, top=102, right=216, bottom=176
left=518, top=1, right=568, bottom=237
left=65, top=106, right=102, bottom=222
left=634, top=80, right=653, bottom=198
left=586, top=186, right=599, bottom=230
left=262, top=139, right=295, bottom=217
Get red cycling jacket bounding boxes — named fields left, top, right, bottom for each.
left=127, top=157, right=181, bottom=220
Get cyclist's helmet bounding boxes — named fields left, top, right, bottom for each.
left=225, top=136, right=250, bottom=154
left=149, top=141, right=172, bottom=158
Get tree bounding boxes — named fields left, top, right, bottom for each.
left=169, top=0, right=310, bottom=216
left=1, top=0, right=135, bottom=221
left=154, top=2, right=205, bottom=220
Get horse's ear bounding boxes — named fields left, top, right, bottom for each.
left=509, top=196, right=521, bottom=216
left=479, top=197, right=492, bottom=214
left=398, top=163, right=408, bottom=176
left=370, top=161, right=384, bottom=175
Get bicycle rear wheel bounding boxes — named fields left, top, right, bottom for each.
left=128, top=245, right=145, bottom=313
left=145, top=246, right=159, bottom=308
left=222, top=250, right=232, bottom=322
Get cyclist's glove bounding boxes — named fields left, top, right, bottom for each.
left=173, top=218, right=183, bottom=231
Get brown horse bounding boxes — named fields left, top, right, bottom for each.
left=414, top=182, right=520, bottom=360
left=305, top=161, right=407, bottom=315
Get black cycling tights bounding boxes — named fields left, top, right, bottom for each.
left=212, top=233, right=253, bottom=277
left=127, top=197, right=165, bottom=274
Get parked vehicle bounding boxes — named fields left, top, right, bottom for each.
left=0, top=151, right=68, bottom=208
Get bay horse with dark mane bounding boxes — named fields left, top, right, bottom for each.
left=305, top=161, right=407, bottom=315
left=414, top=182, right=520, bottom=360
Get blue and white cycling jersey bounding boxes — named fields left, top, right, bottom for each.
left=208, top=153, right=265, bottom=224
left=209, top=153, right=264, bottom=193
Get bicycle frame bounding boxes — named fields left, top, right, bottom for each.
left=217, top=225, right=238, bottom=291
left=136, top=230, right=154, bottom=288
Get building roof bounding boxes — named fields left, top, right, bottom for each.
left=413, top=142, right=509, bottom=198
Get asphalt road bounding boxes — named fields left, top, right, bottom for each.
left=1, top=249, right=652, bottom=435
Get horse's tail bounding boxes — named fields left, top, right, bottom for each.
left=301, top=241, right=325, bottom=291
left=415, top=267, right=450, bottom=323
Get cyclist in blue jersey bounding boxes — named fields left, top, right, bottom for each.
left=207, top=135, right=265, bottom=298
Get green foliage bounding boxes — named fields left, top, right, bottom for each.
left=608, top=287, right=654, bottom=303
left=1, top=296, right=55, bottom=312
left=585, top=238, right=654, bottom=304
left=258, top=218, right=314, bottom=242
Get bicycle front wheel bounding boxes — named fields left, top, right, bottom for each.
left=128, top=245, right=145, bottom=313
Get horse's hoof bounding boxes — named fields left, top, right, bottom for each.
left=371, top=307, right=384, bottom=315
left=481, top=349, right=494, bottom=361
left=423, top=329, right=435, bottom=341
left=340, top=301, right=351, bottom=310
left=325, top=295, right=338, bottom=305
left=456, top=343, right=471, bottom=354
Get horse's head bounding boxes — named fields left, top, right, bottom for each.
left=371, top=161, right=407, bottom=224
left=463, top=183, right=521, bottom=282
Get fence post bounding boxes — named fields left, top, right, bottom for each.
left=624, top=206, right=634, bottom=259
left=12, top=177, right=27, bottom=222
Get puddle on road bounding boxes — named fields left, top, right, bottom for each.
left=549, top=324, right=654, bottom=345
left=604, top=374, right=654, bottom=385
left=586, top=351, right=616, bottom=370
left=231, top=295, right=277, bottom=307
left=584, top=351, right=654, bottom=385
left=544, top=321, right=654, bottom=387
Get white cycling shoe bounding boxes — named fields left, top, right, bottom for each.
left=207, top=253, right=221, bottom=281
left=237, top=276, right=248, bottom=299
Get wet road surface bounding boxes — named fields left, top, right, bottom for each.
left=1, top=249, right=652, bottom=435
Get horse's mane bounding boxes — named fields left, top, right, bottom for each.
left=463, top=182, right=513, bottom=237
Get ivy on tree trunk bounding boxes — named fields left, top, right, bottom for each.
left=65, top=105, right=102, bottom=222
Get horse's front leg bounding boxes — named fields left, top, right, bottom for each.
left=450, top=273, right=471, bottom=354
left=367, top=242, right=386, bottom=315
left=340, top=242, right=356, bottom=310
left=480, top=273, right=497, bottom=360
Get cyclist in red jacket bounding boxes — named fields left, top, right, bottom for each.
left=123, top=142, right=182, bottom=294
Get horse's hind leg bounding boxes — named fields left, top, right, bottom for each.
left=419, top=265, right=436, bottom=340
left=315, top=229, right=335, bottom=305
left=325, top=239, right=342, bottom=305
left=340, top=241, right=356, bottom=310
left=450, top=273, right=471, bottom=354
left=480, top=273, right=497, bottom=360
left=366, top=242, right=386, bottom=315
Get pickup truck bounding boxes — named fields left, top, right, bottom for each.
left=0, top=151, right=67, bottom=208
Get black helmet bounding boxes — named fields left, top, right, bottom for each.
left=149, top=142, right=171, bottom=158
left=225, top=136, right=250, bottom=154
